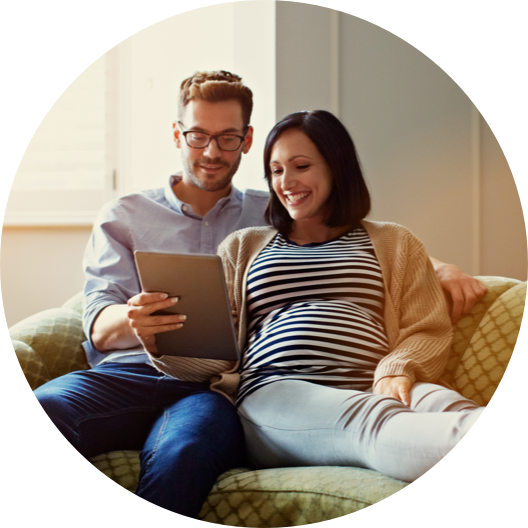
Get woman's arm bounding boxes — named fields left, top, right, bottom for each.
left=374, top=236, right=453, bottom=398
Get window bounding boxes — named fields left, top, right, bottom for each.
left=4, top=2, right=276, bottom=227
left=5, top=55, right=108, bottom=225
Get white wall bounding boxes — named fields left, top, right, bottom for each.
left=480, top=116, right=527, bottom=279
left=1, top=227, right=92, bottom=327
left=2, top=2, right=526, bottom=329
left=339, top=12, right=477, bottom=272
left=340, top=13, right=526, bottom=279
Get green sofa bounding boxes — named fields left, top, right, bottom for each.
left=10, top=276, right=526, bottom=526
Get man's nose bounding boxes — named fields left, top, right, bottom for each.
left=204, top=137, right=222, bottom=158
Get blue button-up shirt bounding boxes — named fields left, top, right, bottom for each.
left=82, top=174, right=269, bottom=367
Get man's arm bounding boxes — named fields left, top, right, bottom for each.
left=91, top=293, right=186, bottom=355
left=83, top=200, right=185, bottom=358
left=90, top=304, right=138, bottom=351
left=430, top=256, right=488, bottom=323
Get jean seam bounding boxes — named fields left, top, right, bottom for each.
left=73, top=405, right=157, bottom=430
left=140, top=406, right=170, bottom=480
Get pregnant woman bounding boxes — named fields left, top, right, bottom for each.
left=215, top=110, right=483, bottom=482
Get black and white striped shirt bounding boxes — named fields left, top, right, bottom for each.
left=236, top=227, right=389, bottom=404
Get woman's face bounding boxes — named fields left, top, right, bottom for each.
left=269, top=128, right=333, bottom=225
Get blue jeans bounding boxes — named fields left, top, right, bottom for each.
left=34, top=362, right=246, bottom=518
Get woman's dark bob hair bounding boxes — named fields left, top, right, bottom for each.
left=264, top=110, right=371, bottom=233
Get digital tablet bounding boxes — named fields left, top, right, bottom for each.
left=134, top=251, right=239, bottom=360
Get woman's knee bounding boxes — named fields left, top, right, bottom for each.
left=410, top=382, right=480, bottom=412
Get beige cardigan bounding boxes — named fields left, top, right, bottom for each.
left=150, top=221, right=453, bottom=401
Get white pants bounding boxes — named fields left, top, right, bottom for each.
left=238, top=380, right=483, bottom=482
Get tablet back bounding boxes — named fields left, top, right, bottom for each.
left=134, top=251, right=239, bottom=361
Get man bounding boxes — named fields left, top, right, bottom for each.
left=35, top=70, right=487, bottom=518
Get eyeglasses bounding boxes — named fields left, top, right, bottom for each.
left=177, top=122, right=247, bottom=152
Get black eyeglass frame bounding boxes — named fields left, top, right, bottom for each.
left=177, top=121, right=248, bottom=152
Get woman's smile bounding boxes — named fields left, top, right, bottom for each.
left=284, top=191, right=311, bottom=205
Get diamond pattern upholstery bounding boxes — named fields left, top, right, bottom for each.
left=199, top=466, right=407, bottom=526
left=86, top=454, right=408, bottom=526
left=10, top=307, right=89, bottom=386
left=91, top=451, right=141, bottom=492
left=452, top=281, right=526, bottom=404
left=9, top=276, right=525, bottom=525
left=444, top=276, right=521, bottom=382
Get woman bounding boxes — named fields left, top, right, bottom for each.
left=214, top=110, right=483, bottom=483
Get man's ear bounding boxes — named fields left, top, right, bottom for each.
left=173, top=122, right=182, bottom=148
left=242, top=126, right=254, bottom=154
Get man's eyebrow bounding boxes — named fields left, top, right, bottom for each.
left=186, top=126, right=242, bottom=134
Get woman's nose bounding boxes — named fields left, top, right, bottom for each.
left=281, top=169, right=297, bottom=190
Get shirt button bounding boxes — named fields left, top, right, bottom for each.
left=182, top=205, right=187, bottom=212
left=204, top=221, right=209, bottom=227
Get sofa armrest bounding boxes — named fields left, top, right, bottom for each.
left=445, top=276, right=521, bottom=380
left=12, top=339, right=52, bottom=390
left=10, top=306, right=89, bottom=386
left=451, top=280, right=526, bottom=405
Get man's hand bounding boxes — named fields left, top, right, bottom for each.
left=127, top=292, right=186, bottom=357
left=430, top=258, right=488, bottom=324
left=374, top=376, right=412, bottom=406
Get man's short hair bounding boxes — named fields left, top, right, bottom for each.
left=178, top=70, right=253, bottom=129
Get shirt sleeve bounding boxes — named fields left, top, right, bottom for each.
left=82, top=199, right=141, bottom=347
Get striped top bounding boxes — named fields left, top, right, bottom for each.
left=237, top=227, right=389, bottom=404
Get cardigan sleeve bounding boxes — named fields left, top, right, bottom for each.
left=216, top=226, right=278, bottom=351
left=217, top=234, right=240, bottom=338
left=373, top=238, right=453, bottom=386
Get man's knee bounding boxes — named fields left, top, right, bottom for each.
left=35, top=381, right=71, bottom=417
left=143, top=392, right=246, bottom=469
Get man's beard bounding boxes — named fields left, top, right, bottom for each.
left=183, top=154, right=242, bottom=192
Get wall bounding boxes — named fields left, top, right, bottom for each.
left=274, top=3, right=526, bottom=280
left=1, top=227, right=92, bottom=327
left=2, top=2, right=526, bottom=329
left=480, top=117, right=527, bottom=279
left=338, top=12, right=477, bottom=272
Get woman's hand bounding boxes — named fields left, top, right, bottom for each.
left=374, top=376, right=412, bottom=406
left=127, top=292, right=186, bottom=356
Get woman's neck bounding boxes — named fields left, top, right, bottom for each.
left=287, top=220, right=353, bottom=246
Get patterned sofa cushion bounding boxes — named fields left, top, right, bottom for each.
left=444, top=276, right=521, bottom=383
left=199, top=466, right=407, bottom=526
left=452, top=281, right=526, bottom=405
left=10, top=291, right=90, bottom=389
left=90, top=451, right=408, bottom=526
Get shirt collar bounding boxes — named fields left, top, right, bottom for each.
left=164, top=173, right=243, bottom=216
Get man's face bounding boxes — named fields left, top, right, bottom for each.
left=174, top=99, right=253, bottom=192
